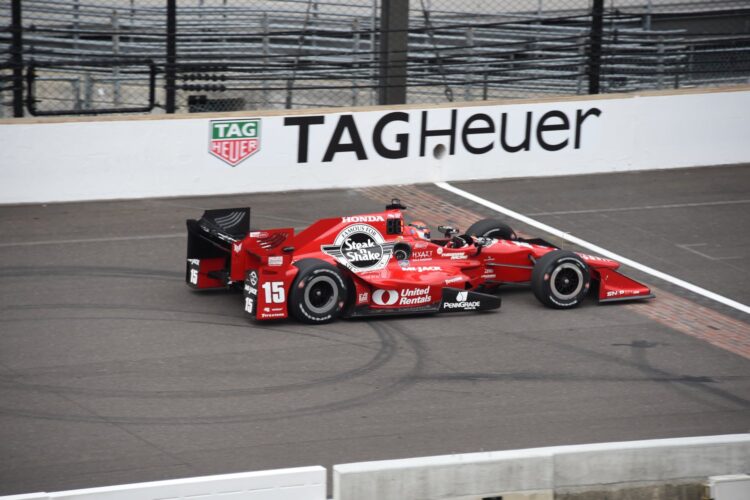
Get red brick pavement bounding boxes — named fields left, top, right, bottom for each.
left=360, top=185, right=750, bottom=360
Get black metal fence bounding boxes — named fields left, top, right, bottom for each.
left=2, top=0, right=749, bottom=117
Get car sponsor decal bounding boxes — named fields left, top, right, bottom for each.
left=260, top=312, right=285, bottom=319
left=442, top=290, right=481, bottom=310
left=247, top=270, right=259, bottom=286
left=321, top=223, right=395, bottom=273
left=577, top=252, right=612, bottom=263
left=401, top=266, right=441, bottom=272
left=268, top=256, right=283, bottom=267
left=209, top=118, right=260, bottom=166
left=411, top=250, right=434, bottom=261
left=372, top=289, right=399, bottom=306
left=373, top=286, right=432, bottom=306
left=511, top=240, right=533, bottom=249
left=342, top=215, right=384, bottom=223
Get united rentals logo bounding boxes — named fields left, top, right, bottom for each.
left=209, top=118, right=261, bottom=166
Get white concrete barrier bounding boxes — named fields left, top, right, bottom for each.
left=0, top=495, right=49, bottom=500
left=334, top=448, right=555, bottom=500
left=0, top=467, right=326, bottom=500
left=707, top=474, right=750, bottom=500
left=1, top=86, right=749, bottom=204
left=333, top=434, right=750, bottom=500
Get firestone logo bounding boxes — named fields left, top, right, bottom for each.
left=209, top=118, right=261, bottom=166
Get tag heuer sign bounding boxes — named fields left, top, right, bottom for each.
left=209, top=118, right=260, bottom=166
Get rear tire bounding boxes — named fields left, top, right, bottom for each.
left=531, top=250, right=590, bottom=309
left=465, top=219, right=517, bottom=240
left=289, top=259, right=348, bottom=324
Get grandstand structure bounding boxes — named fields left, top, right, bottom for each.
left=1, top=0, right=749, bottom=116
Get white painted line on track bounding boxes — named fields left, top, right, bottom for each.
left=527, top=199, right=750, bottom=216
left=0, top=233, right=184, bottom=248
left=435, top=181, right=750, bottom=316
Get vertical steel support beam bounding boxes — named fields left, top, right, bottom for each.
left=112, top=10, right=122, bottom=107
left=379, top=0, right=408, bottom=105
left=165, top=0, right=177, bottom=113
left=11, top=0, right=23, bottom=117
left=588, top=0, right=604, bottom=95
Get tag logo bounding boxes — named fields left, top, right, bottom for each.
left=209, top=118, right=260, bottom=166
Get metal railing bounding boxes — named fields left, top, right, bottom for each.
left=1, top=0, right=749, bottom=117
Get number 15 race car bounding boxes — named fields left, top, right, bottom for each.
left=186, top=200, right=653, bottom=324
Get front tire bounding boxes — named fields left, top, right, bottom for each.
left=531, top=250, right=590, bottom=309
left=465, top=219, right=517, bottom=240
left=289, top=259, right=348, bottom=324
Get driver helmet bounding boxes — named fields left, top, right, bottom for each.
left=407, top=220, right=431, bottom=240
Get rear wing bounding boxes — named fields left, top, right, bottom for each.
left=186, top=207, right=249, bottom=289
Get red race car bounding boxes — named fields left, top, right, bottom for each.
left=186, top=200, right=652, bottom=323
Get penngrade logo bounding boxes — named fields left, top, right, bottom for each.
left=209, top=118, right=260, bottom=166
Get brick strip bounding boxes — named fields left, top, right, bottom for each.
left=359, top=185, right=750, bottom=360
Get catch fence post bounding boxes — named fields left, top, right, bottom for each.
left=378, top=0, right=408, bottom=105
left=166, top=0, right=177, bottom=113
left=11, top=0, right=23, bottom=117
left=588, top=0, right=604, bottom=94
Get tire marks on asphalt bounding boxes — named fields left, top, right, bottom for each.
left=0, top=265, right=426, bottom=424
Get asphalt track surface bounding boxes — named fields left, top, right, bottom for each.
left=1, top=165, right=749, bottom=495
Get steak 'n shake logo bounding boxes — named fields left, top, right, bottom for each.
left=322, top=224, right=395, bottom=273
left=209, top=118, right=260, bottom=166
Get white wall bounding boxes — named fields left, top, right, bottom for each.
left=0, top=467, right=326, bottom=500
left=4, top=436, right=749, bottom=500
left=333, top=434, right=750, bottom=500
left=1, top=87, right=749, bottom=204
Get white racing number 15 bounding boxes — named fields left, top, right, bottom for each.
left=262, top=282, right=285, bottom=303
left=189, top=269, right=199, bottom=285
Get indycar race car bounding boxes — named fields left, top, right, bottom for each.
left=186, top=200, right=653, bottom=323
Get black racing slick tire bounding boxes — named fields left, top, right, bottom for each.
left=289, top=259, right=348, bottom=324
left=531, top=250, right=590, bottom=309
left=465, top=219, right=517, bottom=241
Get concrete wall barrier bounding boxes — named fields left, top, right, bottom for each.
left=1, top=86, right=749, bottom=204
left=707, top=474, right=750, bottom=500
left=333, top=434, right=750, bottom=500
left=4, top=436, right=748, bottom=500
left=0, top=466, right=326, bottom=500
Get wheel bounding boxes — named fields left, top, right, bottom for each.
left=289, top=259, right=348, bottom=324
left=531, top=250, right=590, bottom=309
left=465, top=219, right=517, bottom=240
